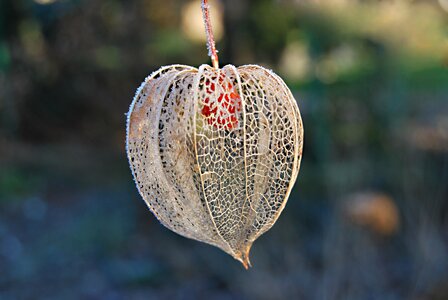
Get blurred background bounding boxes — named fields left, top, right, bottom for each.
left=1, top=0, right=448, bottom=299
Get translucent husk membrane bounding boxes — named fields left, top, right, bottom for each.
left=126, top=64, right=303, bottom=268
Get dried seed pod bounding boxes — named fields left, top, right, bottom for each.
left=126, top=64, right=303, bottom=268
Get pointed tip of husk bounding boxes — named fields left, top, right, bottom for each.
left=241, top=257, right=252, bottom=270
left=235, top=243, right=253, bottom=270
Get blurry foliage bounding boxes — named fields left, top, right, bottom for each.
left=0, top=0, right=448, bottom=299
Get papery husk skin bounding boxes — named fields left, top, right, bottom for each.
left=126, top=64, right=303, bottom=268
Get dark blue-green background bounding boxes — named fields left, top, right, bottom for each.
left=1, top=0, right=448, bottom=299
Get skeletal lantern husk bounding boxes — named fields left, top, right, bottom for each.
left=126, top=64, right=303, bottom=268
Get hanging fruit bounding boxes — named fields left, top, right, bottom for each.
left=126, top=0, right=303, bottom=269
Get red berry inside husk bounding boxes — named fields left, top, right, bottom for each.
left=201, top=74, right=241, bottom=130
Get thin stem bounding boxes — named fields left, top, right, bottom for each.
left=201, top=0, right=219, bottom=69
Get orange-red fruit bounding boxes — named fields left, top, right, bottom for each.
left=201, top=74, right=241, bottom=130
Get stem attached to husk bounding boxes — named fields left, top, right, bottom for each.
left=201, top=0, right=219, bottom=69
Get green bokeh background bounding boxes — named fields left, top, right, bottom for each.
left=1, top=0, right=447, bottom=299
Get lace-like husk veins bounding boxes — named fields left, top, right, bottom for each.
left=126, top=64, right=303, bottom=268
